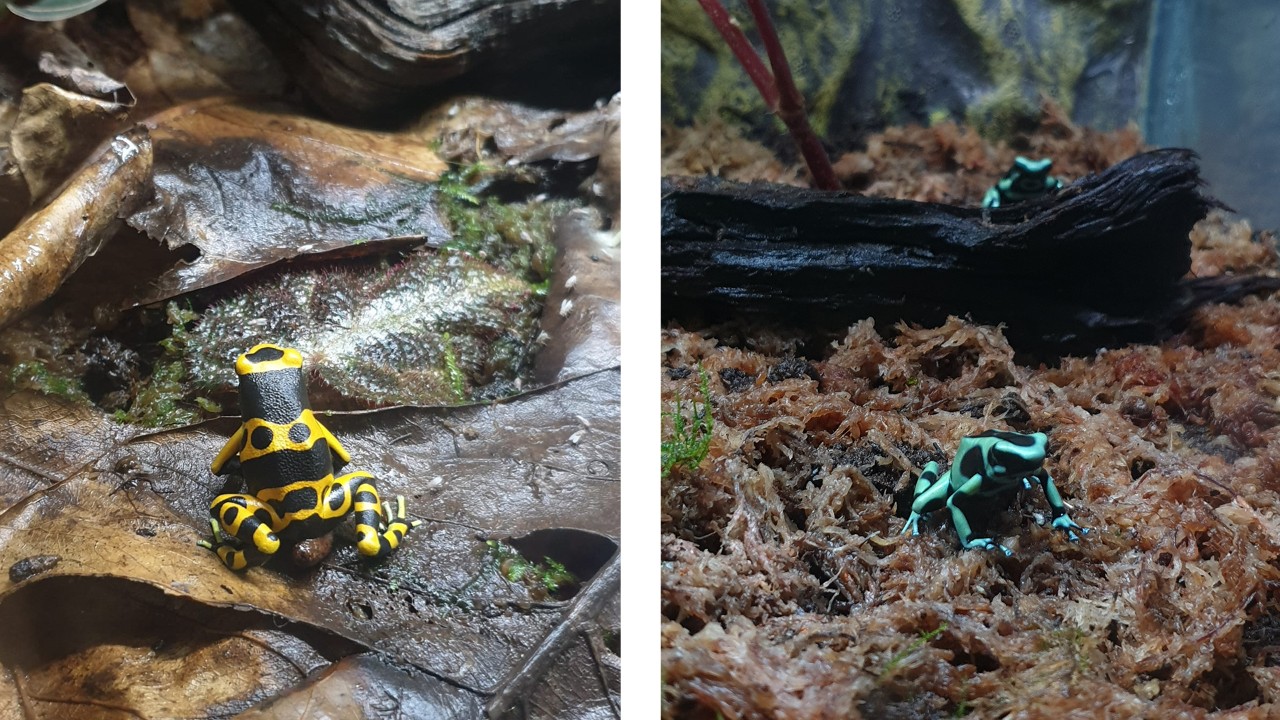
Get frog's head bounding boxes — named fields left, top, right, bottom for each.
left=235, top=343, right=308, bottom=420
left=236, top=343, right=303, bottom=376
left=1009, top=157, right=1060, bottom=194
left=986, top=431, right=1047, bottom=476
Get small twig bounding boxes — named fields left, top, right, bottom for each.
left=584, top=630, right=621, bottom=718
left=485, top=551, right=621, bottom=719
left=696, top=0, right=778, bottom=108
left=696, top=0, right=838, bottom=189
left=744, top=0, right=838, bottom=190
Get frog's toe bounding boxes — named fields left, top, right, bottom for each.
left=965, top=537, right=1013, bottom=556
left=901, top=515, right=922, bottom=537
left=1052, top=516, right=1089, bottom=540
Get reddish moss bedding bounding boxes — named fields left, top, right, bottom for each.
left=661, top=110, right=1280, bottom=718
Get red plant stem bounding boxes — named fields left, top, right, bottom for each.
left=696, top=0, right=779, bottom=110
left=743, top=0, right=838, bottom=190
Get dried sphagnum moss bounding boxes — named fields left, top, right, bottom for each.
left=661, top=209, right=1280, bottom=717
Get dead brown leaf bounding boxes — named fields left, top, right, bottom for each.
left=424, top=95, right=620, bottom=166
left=535, top=209, right=621, bottom=385
left=10, top=83, right=132, bottom=203
left=127, top=99, right=451, bottom=304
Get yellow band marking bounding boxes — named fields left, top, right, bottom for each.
left=236, top=344, right=303, bottom=375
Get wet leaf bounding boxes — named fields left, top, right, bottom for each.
left=127, top=99, right=451, bottom=304
left=187, top=251, right=545, bottom=406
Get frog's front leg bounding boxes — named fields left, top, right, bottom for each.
left=948, top=474, right=1012, bottom=556
left=203, top=493, right=284, bottom=570
left=902, top=461, right=949, bottom=537
left=341, top=471, right=421, bottom=560
left=1033, top=469, right=1088, bottom=541
left=982, top=187, right=1001, bottom=209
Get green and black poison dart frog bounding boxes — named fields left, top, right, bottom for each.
left=901, top=430, right=1087, bottom=555
left=982, top=156, right=1063, bottom=208
left=199, top=343, right=420, bottom=571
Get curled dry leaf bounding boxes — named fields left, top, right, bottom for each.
left=128, top=99, right=450, bottom=304
left=0, top=126, right=151, bottom=330
left=10, top=82, right=132, bottom=203
left=17, top=23, right=133, bottom=104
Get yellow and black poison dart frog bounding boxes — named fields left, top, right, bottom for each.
left=901, top=430, right=1087, bottom=556
left=199, top=343, right=419, bottom=571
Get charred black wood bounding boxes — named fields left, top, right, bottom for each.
left=662, top=149, right=1252, bottom=355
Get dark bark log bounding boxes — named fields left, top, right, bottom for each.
left=662, top=149, right=1253, bottom=355
left=234, top=0, right=620, bottom=119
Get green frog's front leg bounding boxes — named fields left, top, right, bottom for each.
left=948, top=474, right=1012, bottom=556
left=1033, top=469, right=1088, bottom=541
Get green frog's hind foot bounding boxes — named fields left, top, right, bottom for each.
left=349, top=476, right=420, bottom=560
left=963, top=537, right=1013, bottom=556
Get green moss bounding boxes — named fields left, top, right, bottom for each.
left=485, top=540, right=577, bottom=596
left=115, top=302, right=209, bottom=427
left=437, top=172, right=562, bottom=286
left=440, top=332, right=466, bottom=402
left=661, top=366, right=714, bottom=477
left=9, top=360, right=88, bottom=402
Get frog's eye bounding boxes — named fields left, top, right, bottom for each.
left=991, top=447, right=1035, bottom=472
left=237, top=344, right=304, bottom=375
left=1014, top=157, right=1052, bottom=175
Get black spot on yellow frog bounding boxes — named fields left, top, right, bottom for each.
left=200, top=343, right=419, bottom=571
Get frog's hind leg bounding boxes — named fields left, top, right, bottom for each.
left=204, top=494, right=283, bottom=570
left=338, top=471, right=421, bottom=560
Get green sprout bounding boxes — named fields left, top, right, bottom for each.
left=441, top=332, right=467, bottom=401
left=882, top=623, right=949, bottom=677
left=661, top=366, right=714, bottom=477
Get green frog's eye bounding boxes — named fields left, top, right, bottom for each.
left=1014, top=156, right=1053, bottom=175
left=991, top=447, right=1037, bottom=473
